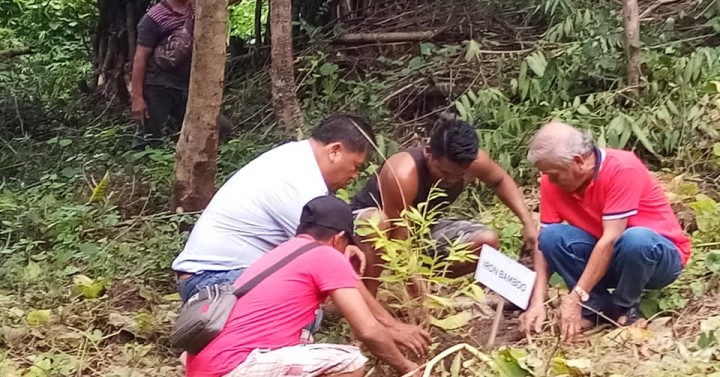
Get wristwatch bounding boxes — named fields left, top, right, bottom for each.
left=573, top=285, right=590, bottom=302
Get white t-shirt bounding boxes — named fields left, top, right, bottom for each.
left=171, top=140, right=329, bottom=273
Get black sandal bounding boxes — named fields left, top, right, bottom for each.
left=607, top=304, right=644, bottom=326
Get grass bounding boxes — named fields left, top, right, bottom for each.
left=2, top=126, right=718, bottom=377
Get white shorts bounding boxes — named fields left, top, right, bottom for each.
left=223, top=344, right=367, bottom=377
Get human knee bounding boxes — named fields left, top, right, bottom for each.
left=538, top=223, right=570, bottom=257
left=469, top=229, right=499, bottom=251
left=355, top=208, right=390, bottom=232
left=614, top=227, right=659, bottom=262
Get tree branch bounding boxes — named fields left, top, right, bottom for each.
left=0, top=47, right=33, bottom=61
left=335, top=30, right=439, bottom=44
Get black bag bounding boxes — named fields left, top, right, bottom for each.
left=170, top=242, right=320, bottom=355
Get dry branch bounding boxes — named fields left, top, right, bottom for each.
left=336, top=30, right=439, bottom=43
left=0, top=47, right=33, bottom=60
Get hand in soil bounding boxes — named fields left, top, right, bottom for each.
left=560, top=293, right=583, bottom=343
left=519, top=304, right=546, bottom=334
left=389, top=322, right=431, bottom=357
left=400, top=361, right=422, bottom=377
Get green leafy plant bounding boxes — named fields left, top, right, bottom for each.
left=356, top=186, right=485, bottom=330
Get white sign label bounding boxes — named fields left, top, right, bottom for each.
left=474, top=244, right=536, bottom=310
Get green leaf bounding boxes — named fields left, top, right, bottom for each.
left=607, top=115, right=625, bottom=134
left=58, top=139, right=72, bottom=147
left=464, top=39, right=481, bottom=63
left=526, top=51, right=547, bottom=77
left=407, top=56, right=425, bottom=70
left=319, top=62, right=338, bottom=76
left=353, top=226, right=375, bottom=237
left=464, top=283, right=486, bottom=302
left=713, top=142, right=720, bottom=157
left=493, top=348, right=531, bottom=377
left=89, top=171, right=110, bottom=203
left=576, top=105, right=591, bottom=115
left=72, top=274, right=108, bottom=299
left=430, top=311, right=472, bottom=331
left=420, top=42, right=436, bottom=56
left=426, top=293, right=455, bottom=309
left=26, top=309, right=51, bottom=326
left=640, top=298, right=660, bottom=318
left=707, top=250, right=720, bottom=274
left=630, top=120, right=657, bottom=154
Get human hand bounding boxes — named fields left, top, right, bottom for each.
left=388, top=322, right=431, bottom=357
left=519, top=303, right=546, bottom=334
left=521, top=223, right=539, bottom=254
left=344, top=245, right=367, bottom=275
left=560, top=293, right=583, bottom=343
left=399, top=361, right=422, bottom=377
left=131, top=96, right=149, bottom=124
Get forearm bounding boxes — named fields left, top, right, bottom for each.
left=576, top=237, right=614, bottom=292
left=360, top=327, right=413, bottom=373
left=530, top=247, right=550, bottom=304
left=131, top=53, right=147, bottom=99
left=493, top=176, right=533, bottom=226
left=358, top=282, right=397, bottom=327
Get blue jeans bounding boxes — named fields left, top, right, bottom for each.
left=177, top=269, right=247, bottom=303
left=176, top=269, right=324, bottom=333
left=539, top=224, right=683, bottom=317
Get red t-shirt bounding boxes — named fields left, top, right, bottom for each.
left=539, top=148, right=691, bottom=265
left=185, top=235, right=359, bottom=377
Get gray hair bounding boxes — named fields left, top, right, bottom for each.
left=527, top=122, right=595, bottom=165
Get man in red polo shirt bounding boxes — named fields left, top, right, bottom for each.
left=519, top=122, right=691, bottom=342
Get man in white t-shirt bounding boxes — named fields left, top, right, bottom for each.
left=172, top=114, right=432, bottom=356
left=172, top=113, right=374, bottom=301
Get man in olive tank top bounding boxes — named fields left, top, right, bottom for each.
left=350, top=118, right=538, bottom=296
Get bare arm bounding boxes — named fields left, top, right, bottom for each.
left=330, top=288, right=416, bottom=374
left=377, top=153, right=418, bottom=240
left=529, top=244, right=550, bottom=305
left=131, top=46, right=152, bottom=122
left=471, top=150, right=534, bottom=227
left=357, top=282, right=430, bottom=356
left=576, top=219, right=627, bottom=293
left=131, top=46, right=152, bottom=100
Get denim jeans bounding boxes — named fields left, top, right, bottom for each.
left=538, top=224, right=683, bottom=317
left=177, top=269, right=324, bottom=334
left=177, top=268, right=246, bottom=303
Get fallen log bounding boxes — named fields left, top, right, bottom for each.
left=0, top=47, right=33, bottom=61
left=335, top=30, right=439, bottom=44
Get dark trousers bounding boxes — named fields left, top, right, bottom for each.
left=538, top=224, right=683, bottom=317
left=132, top=85, right=232, bottom=150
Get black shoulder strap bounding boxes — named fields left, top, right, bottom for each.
left=232, top=241, right=321, bottom=298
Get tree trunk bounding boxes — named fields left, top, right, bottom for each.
left=623, top=0, right=641, bottom=88
left=270, top=0, right=303, bottom=132
left=171, top=0, right=228, bottom=213
left=254, top=0, right=263, bottom=45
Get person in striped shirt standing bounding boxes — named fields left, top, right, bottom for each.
left=519, top=121, right=691, bottom=342
left=130, top=0, right=231, bottom=149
